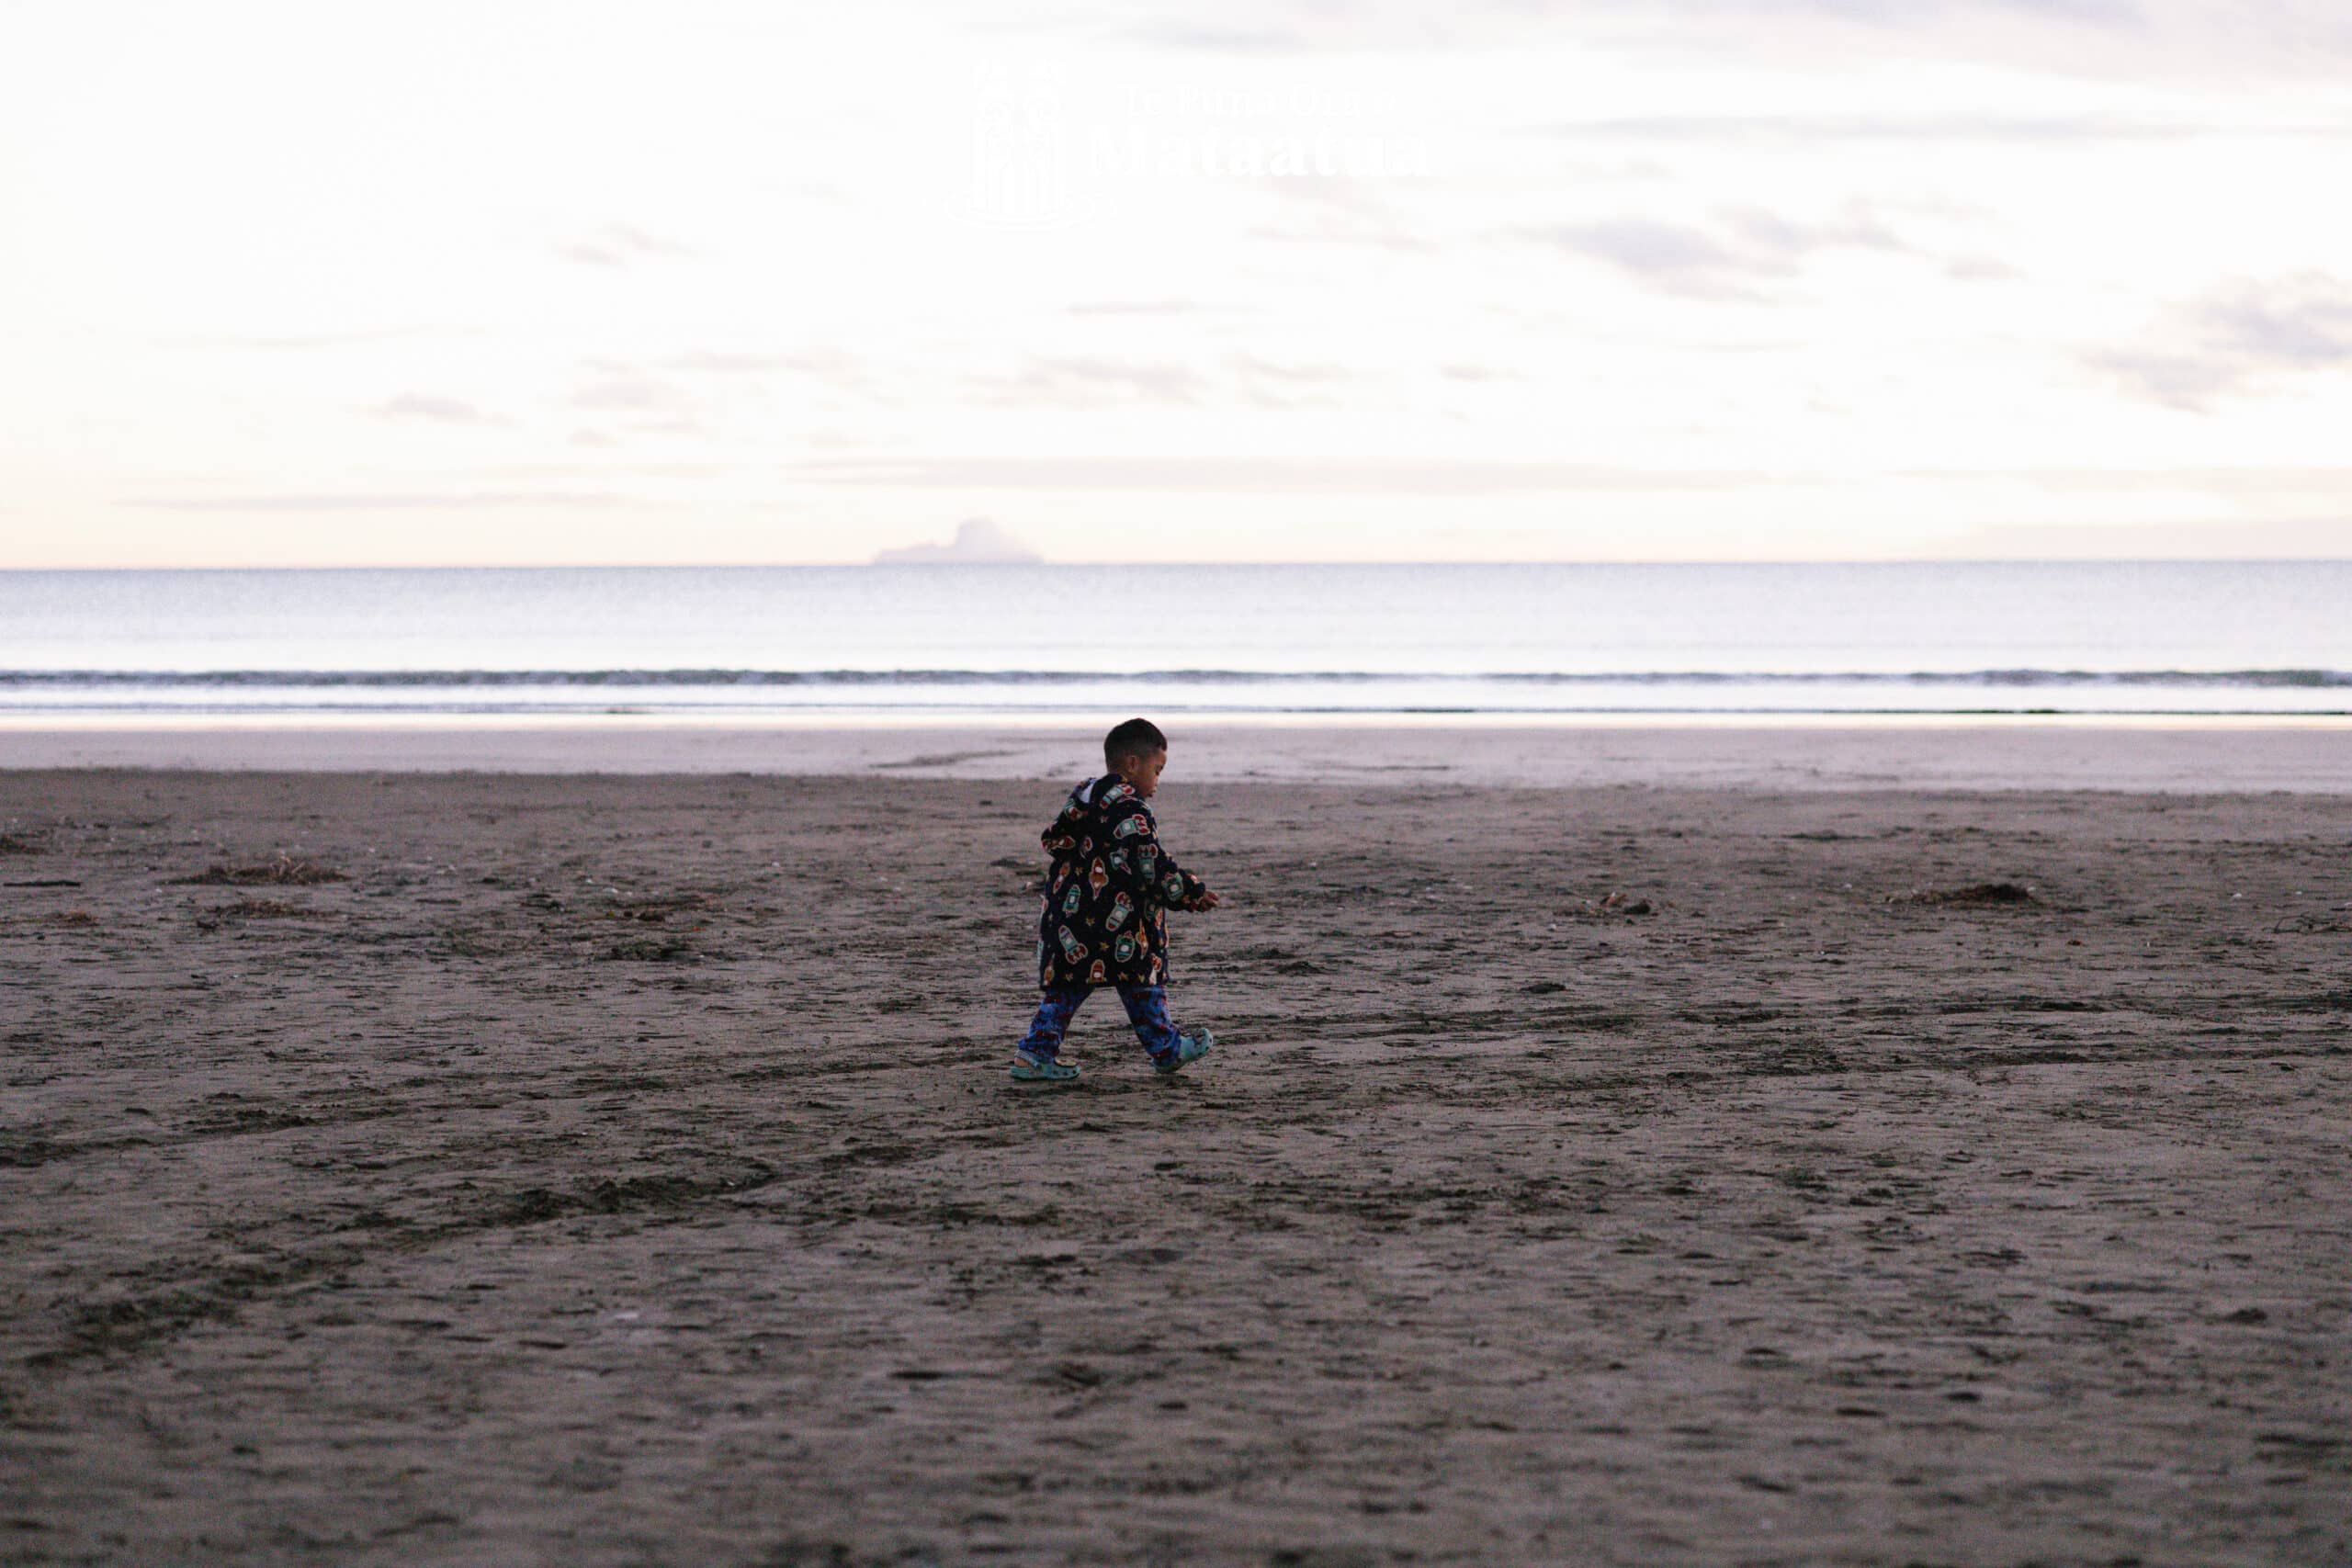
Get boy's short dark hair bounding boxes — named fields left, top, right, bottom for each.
left=1103, top=717, right=1167, bottom=766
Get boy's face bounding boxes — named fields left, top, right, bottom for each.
left=1113, top=747, right=1168, bottom=798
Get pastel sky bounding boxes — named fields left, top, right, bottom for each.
left=4, top=0, right=2349, bottom=567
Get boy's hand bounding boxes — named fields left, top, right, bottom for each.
left=1193, top=889, right=1222, bottom=910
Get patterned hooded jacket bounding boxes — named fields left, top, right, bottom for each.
left=1036, top=774, right=1212, bottom=989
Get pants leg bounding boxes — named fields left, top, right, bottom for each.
left=1114, top=985, right=1181, bottom=1065
left=1018, top=989, right=1088, bottom=1062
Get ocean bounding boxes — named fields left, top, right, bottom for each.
left=1, top=561, right=2346, bottom=718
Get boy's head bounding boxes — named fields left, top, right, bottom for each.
left=1103, top=716, right=1168, bottom=798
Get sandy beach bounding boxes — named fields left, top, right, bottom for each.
left=4, top=749, right=2349, bottom=1564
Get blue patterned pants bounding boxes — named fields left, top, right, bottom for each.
left=1019, top=986, right=1180, bottom=1066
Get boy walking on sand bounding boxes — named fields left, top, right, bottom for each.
left=1012, top=717, right=1221, bottom=1083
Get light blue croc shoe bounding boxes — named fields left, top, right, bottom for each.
left=1010, top=1051, right=1080, bottom=1084
left=1152, top=1030, right=1214, bottom=1076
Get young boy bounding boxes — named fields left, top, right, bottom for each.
left=1011, top=717, right=1222, bottom=1083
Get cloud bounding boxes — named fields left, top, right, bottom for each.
left=1105, top=0, right=2148, bottom=56
left=1532, top=220, right=1755, bottom=298
left=1603, top=0, right=2145, bottom=24
left=1249, top=178, right=1434, bottom=253
left=972, top=357, right=1208, bottom=406
left=791, top=457, right=1767, bottom=494
left=1228, top=354, right=1359, bottom=409
left=657, top=349, right=854, bottom=376
left=619, top=347, right=876, bottom=405
left=1944, top=254, right=2022, bottom=282
left=1230, top=354, right=1352, bottom=384
left=1527, top=205, right=1906, bottom=299
left=559, top=223, right=693, bottom=267
left=1725, top=206, right=1904, bottom=254
left=870, top=517, right=1044, bottom=565
left=187, top=325, right=484, bottom=351
left=1951, top=463, right=2352, bottom=489
left=1068, top=299, right=1220, bottom=317
left=570, top=373, right=695, bottom=413
left=131, top=491, right=638, bottom=512
left=2087, top=273, right=2352, bottom=410
left=369, top=392, right=494, bottom=424
left=1539, top=111, right=2231, bottom=143
left=836, top=351, right=1367, bottom=414
left=1124, top=20, right=1313, bottom=52
left=1102, top=0, right=2352, bottom=78
left=1543, top=0, right=2352, bottom=85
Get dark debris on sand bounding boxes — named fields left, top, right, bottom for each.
left=172, top=856, right=348, bottom=887
left=602, top=890, right=719, bottom=923
left=192, top=898, right=318, bottom=931
left=1886, top=881, right=2036, bottom=907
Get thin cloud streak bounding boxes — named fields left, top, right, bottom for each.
left=794, top=458, right=2352, bottom=499
left=180, top=326, right=487, bottom=351
left=1898, top=467, right=2352, bottom=505
left=968, top=358, right=1211, bottom=407
left=787, top=457, right=1777, bottom=493
left=658, top=350, right=857, bottom=376
left=369, top=393, right=496, bottom=424
left=570, top=374, right=696, bottom=414
left=132, top=491, right=644, bottom=512
left=1593, top=0, right=2149, bottom=26
left=558, top=223, right=694, bottom=267
left=1123, top=20, right=1315, bottom=53
left=1068, top=299, right=1224, bottom=317
left=1526, top=205, right=1908, bottom=299
left=1555, top=0, right=2352, bottom=82
left=1536, top=112, right=2338, bottom=142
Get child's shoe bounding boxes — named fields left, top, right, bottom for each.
left=1152, top=1030, right=1214, bottom=1076
left=1010, top=1051, right=1080, bottom=1084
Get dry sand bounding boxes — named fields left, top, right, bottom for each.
left=2, top=764, right=2349, bottom=1565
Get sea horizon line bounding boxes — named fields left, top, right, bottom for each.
left=5, top=557, right=2350, bottom=575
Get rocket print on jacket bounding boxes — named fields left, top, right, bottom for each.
left=1036, top=774, right=1212, bottom=989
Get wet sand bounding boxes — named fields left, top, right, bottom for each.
left=3, top=768, right=2348, bottom=1565
left=5, top=714, right=2351, bottom=793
